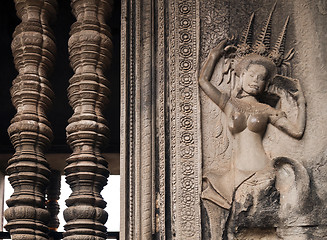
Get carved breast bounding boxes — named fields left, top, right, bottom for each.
left=247, top=114, right=268, bottom=133
left=229, top=110, right=247, bottom=134
left=228, top=110, right=268, bottom=134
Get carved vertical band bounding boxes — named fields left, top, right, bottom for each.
left=121, top=0, right=155, bottom=238
left=5, top=0, right=57, bottom=239
left=156, top=0, right=167, bottom=237
left=63, top=0, right=113, bottom=240
left=169, top=0, right=202, bottom=238
left=137, top=0, right=154, bottom=238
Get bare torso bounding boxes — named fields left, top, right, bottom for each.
left=225, top=96, right=274, bottom=187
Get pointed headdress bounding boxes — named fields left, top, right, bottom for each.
left=233, top=2, right=293, bottom=80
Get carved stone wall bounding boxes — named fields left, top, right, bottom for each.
left=122, top=0, right=327, bottom=239
left=121, top=0, right=202, bottom=239
left=121, top=0, right=156, bottom=239
left=167, top=1, right=202, bottom=238
left=199, top=0, right=327, bottom=239
left=200, top=0, right=297, bottom=180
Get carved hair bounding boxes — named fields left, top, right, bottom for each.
left=235, top=53, right=277, bottom=81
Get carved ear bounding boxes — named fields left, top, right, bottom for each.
left=274, top=157, right=310, bottom=211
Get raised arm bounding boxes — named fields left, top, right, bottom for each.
left=198, top=40, right=229, bottom=111
left=270, top=81, right=306, bottom=139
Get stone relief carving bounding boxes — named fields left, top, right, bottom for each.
left=121, top=0, right=202, bottom=238
left=168, top=0, right=202, bottom=238
left=199, top=4, right=311, bottom=239
left=317, top=0, right=327, bottom=15
left=122, top=0, right=327, bottom=239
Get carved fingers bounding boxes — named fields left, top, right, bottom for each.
left=224, top=35, right=237, bottom=56
left=210, top=39, right=237, bottom=60
left=224, top=45, right=237, bottom=56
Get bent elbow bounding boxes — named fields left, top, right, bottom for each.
left=198, top=77, right=209, bottom=90
left=292, top=129, right=304, bottom=139
left=198, top=76, right=204, bottom=85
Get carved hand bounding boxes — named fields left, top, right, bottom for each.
left=210, top=39, right=237, bottom=59
left=224, top=45, right=237, bottom=55
left=224, top=35, right=237, bottom=55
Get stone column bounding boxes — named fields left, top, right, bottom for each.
left=46, top=170, right=61, bottom=231
left=63, top=1, right=113, bottom=240
left=0, top=172, right=4, bottom=231
left=4, top=0, right=57, bottom=239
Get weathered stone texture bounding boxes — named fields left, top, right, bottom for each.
left=46, top=170, right=61, bottom=231
left=63, top=0, right=113, bottom=239
left=200, top=0, right=327, bottom=239
left=122, top=0, right=327, bottom=239
left=4, top=0, right=57, bottom=239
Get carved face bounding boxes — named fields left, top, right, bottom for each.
left=241, top=64, right=268, bottom=96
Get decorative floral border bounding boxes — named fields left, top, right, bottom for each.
left=169, top=0, right=201, bottom=238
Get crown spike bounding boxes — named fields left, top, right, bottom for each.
left=240, top=12, right=255, bottom=45
left=253, top=1, right=277, bottom=54
left=236, top=13, right=255, bottom=56
left=269, top=16, right=289, bottom=60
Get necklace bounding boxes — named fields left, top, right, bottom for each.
left=230, top=97, right=270, bottom=114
